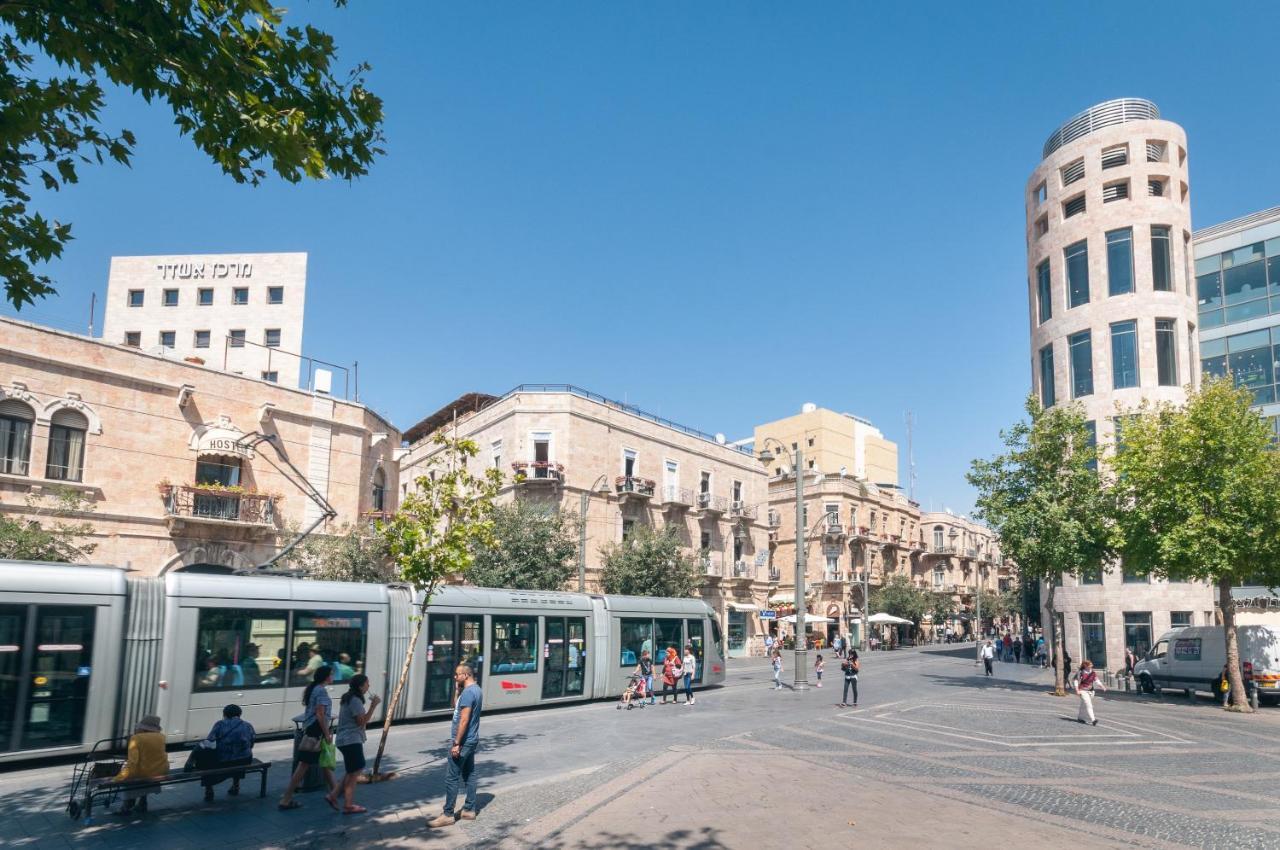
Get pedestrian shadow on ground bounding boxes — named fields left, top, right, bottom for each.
left=921, top=672, right=1065, bottom=695
left=536, top=827, right=728, bottom=849
left=420, top=731, right=529, bottom=763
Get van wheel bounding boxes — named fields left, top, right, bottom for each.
left=1138, top=674, right=1155, bottom=694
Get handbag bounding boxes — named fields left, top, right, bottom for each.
left=318, top=740, right=337, bottom=770
left=298, top=720, right=324, bottom=753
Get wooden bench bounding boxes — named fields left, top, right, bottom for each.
left=81, top=759, right=270, bottom=820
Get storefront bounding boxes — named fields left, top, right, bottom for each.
left=726, top=601, right=757, bottom=658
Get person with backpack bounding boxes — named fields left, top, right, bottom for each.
left=840, top=650, right=860, bottom=707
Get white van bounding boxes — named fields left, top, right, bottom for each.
left=1134, top=625, right=1280, bottom=705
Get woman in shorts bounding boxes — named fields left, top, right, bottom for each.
left=329, top=673, right=381, bottom=814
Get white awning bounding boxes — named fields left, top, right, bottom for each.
left=768, top=593, right=794, bottom=605
left=781, top=614, right=834, bottom=624
left=191, top=425, right=255, bottom=459
left=727, top=602, right=758, bottom=612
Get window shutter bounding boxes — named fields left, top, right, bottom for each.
left=51, top=408, right=89, bottom=429
left=0, top=399, right=35, bottom=420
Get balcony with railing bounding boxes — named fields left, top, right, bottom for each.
left=512, top=461, right=565, bottom=484
left=696, top=492, right=727, bottom=516
left=729, top=501, right=757, bottom=521
left=822, top=520, right=846, bottom=540
left=616, top=476, right=655, bottom=502
left=700, top=553, right=724, bottom=578
left=928, top=545, right=957, bottom=556
left=162, top=484, right=278, bottom=537
left=660, top=485, right=693, bottom=510
left=768, top=566, right=781, bottom=582
left=731, top=560, right=753, bottom=579
left=823, top=570, right=847, bottom=585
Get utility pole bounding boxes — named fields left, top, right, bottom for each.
left=793, top=448, right=809, bottom=690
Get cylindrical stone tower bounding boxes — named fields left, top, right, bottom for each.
left=1026, top=98, right=1197, bottom=445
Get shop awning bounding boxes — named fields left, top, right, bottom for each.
left=727, top=602, right=758, bottom=612
left=191, top=425, right=255, bottom=459
left=768, top=593, right=794, bottom=605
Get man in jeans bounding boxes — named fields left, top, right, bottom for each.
left=429, top=664, right=483, bottom=827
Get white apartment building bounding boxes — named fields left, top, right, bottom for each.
left=102, top=252, right=307, bottom=388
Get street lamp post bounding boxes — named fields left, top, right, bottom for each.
left=578, top=474, right=610, bottom=592
left=758, top=439, right=809, bottom=691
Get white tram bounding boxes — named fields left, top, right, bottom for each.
left=0, top=562, right=726, bottom=764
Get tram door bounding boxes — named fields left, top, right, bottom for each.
left=541, top=617, right=586, bottom=699
left=424, top=615, right=483, bottom=711
left=685, top=619, right=704, bottom=683
left=0, top=604, right=95, bottom=752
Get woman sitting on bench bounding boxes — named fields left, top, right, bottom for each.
left=194, top=704, right=256, bottom=801
left=114, top=715, right=168, bottom=816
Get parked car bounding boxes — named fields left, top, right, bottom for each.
left=1134, top=625, right=1280, bottom=705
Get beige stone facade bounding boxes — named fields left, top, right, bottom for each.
left=102, top=253, right=308, bottom=389
left=0, top=318, right=397, bottom=575
left=754, top=404, right=899, bottom=487
left=398, top=386, right=773, bottom=656
left=1025, top=99, right=1212, bottom=666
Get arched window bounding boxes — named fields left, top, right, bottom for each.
left=371, top=467, right=386, bottom=512
left=0, top=399, right=35, bottom=475
left=46, top=408, right=89, bottom=482
left=932, top=525, right=944, bottom=550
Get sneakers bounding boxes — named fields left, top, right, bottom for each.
left=428, top=813, right=458, bottom=828
left=687, top=698, right=695, bottom=705
left=459, top=810, right=477, bottom=821
left=1091, top=719, right=1098, bottom=726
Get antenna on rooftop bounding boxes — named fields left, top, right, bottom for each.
left=905, top=410, right=916, bottom=501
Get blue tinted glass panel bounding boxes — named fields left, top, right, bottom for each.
left=1070, top=331, right=1093, bottom=397
left=1197, top=272, right=1222, bottom=309
left=1270, top=256, right=1280, bottom=299
left=1110, top=321, right=1138, bottom=389
left=1039, top=345, right=1055, bottom=407
left=1223, top=260, right=1266, bottom=305
left=1198, top=309, right=1224, bottom=329
left=1201, top=355, right=1227, bottom=381
left=1106, top=230, right=1133, bottom=296
left=1155, top=320, right=1178, bottom=386
left=1066, top=242, right=1089, bottom=308
left=1151, top=226, right=1172, bottom=291
left=1037, top=260, right=1052, bottom=323
left=1226, top=299, right=1270, bottom=323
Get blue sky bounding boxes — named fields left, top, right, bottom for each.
left=8, top=2, right=1280, bottom=514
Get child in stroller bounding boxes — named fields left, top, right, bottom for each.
left=618, top=671, right=648, bottom=709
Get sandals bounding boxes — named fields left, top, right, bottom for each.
left=324, top=794, right=340, bottom=812
left=278, top=800, right=303, bottom=811
left=343, top=805, right=367, bottom=815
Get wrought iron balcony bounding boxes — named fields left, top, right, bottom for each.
left=767, top=512, right=782, bottom=528
left=615, top=476, right=655, bottom=501
left=700, top=554, right=724, bottom=577
left=696, top=492, right=727, bottom=515
left=732, top=560, right=752, bottom=579
left=162, top=484, right=278, bottom=536
left=660, top=485, right=693, bottom=509
left=823, top=522, right=846, bottom=539
left=930, top=545, right=957, bottom=556
left=511, top=461, right=565, bottom=483
left=768, top=567, right=781, bottom=582
left=729, top=501, right=757, bottom=521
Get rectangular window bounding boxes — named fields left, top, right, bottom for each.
left=159, top=330, right=176, bottom=348
left=1079, top=564, right=1102, bottom=585
left=1146, top=140, right=1167, bottom=163
left=46, top=424, right=86, bottom=482
left=268, top=286, right=284, bottom=304
left=491, top=616, right=537, bottom=673
left=1079, top=612, right=1107, bottom=670
left=1105, top=229, right=1133, bottom=296
left=1034, top=182, right=1047, bottom=205
left=1101, top=144, right=1128, bottom=169
left=1066, top=241, right=1089, bottom=307
left=1170, top=611, right=1193, bottom=628
left=1061, top=158, right=1085, bottom=186
left=289, top=611, right=368, bottom=686
left=1155, top=319, right=1178, bottom=386
left=684, top=619, right=705, bottom=683
left=1124, top=612, right=1153, bottom=659
left=1035, top=215, right=1049, bottom=239
left=1151, top=226, right=1172, bottom=291
left=124, top=332, right=141, bottom=347
left=1227, top=328, right=1273, bottom=402
left=232, top=287, right=249, bottom=305
left=194, top=330, right=210, bottom=348
left=128, top=290, right=144, bottom=307
left=162, top=288, right=179, bottom=307
left=655, top=617, right=683, bottom=656
left=1039, top=344, right=1055, bottom=408
left=619, top=618, right=653, bottom=667
left=1101, top=180, right=1129, bottom=203
left=1069, top=330, right=1093, bottom=398
left=622, top=448, right=637, bottom=478
left=229, top=329, right=246, bottom=348
left=1148, top=178, right=1166, bottom=197
left=261, top=371, right=278, bottom=383
left=1122, top=564, right=1149, bottom=583
left=1063, top=194, right=1086, bottom=219
left=194, top=608, right=289, bottom=691
left=1084, top=420, right=1098, bottom=472
left=1187, top=324, right=1197, bottom=389
left=1036, top=260, right=1052, bottom=323
left=198, top=288, right=214, bottom=306
left=264, top=328, right=281, bottom=348
left=1110, top=320, right=1138, bottom=389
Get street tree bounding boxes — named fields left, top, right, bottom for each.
left=1111, top=378, right=1280, bottom=712
left=0, top=488, right=97, bottom=562
left=927, top=592, right=956, bottom=640
left=274, top=522, right=394, bottom=583
left=1, top=0, right=384, bottom=309
left=466, top=501, right=580, bottom=591
left=869, top=574, right=927, bottom=626
left=371, top=435, right=501, bottom=777
left=967, top=396, right=1113, bottom=696
left=599, top=524, right=699, bottom=598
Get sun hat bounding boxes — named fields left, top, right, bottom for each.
left=136, top=715, right=163, bottom=733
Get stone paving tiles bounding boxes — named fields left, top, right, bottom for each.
left=1090, top=782, right=1280, bottom=811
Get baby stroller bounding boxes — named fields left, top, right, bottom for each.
left=617, top=673, right=648, bottom=709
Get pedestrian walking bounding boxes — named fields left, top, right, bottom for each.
left=279, top=666, right=337, bottom=811
left=639, top=649, right=655, bottom=705
left=1124, top=646, right=1137, bottom=677
left=764, top=633, right=774, bottom=656
left=814, top=654, right=824, bottom=688
left=681, top=644, right=697, bottom=705
left=1002, top=633, right=1013, bottom=662
left=329, top=673, right=380, bottom=815
left=980, top=640, right=995, bottom=677
left=428, top=664, right=484, bottom=827
left=1036, top=636, right=1047, bottom=667
left=1012, top=636, right=1023, bottom=665
left=1071, top=659, right=1105, bottom=725
left=832, top=634, right=843, bottom=659
left=660, top=647, right=681, bottom=704
left=771, top=649, right=784, bottom=690
left=840, top=650, right=859, bottom=707
left=113, top=714, right=168, bottom=816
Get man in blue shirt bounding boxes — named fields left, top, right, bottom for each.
left=429, top=664, right=483, bottom=827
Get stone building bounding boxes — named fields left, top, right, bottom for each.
left=916, top=511, right=1013, bottom=632
left=397, top=385, right=772, bottom=657
left=754, top=403, right=899, bottom=487
left=0, top=317, right=397, bottom=575
left=1025, top=98, right=1212, bottom=668
left=102, top=252, right=308, bottom=388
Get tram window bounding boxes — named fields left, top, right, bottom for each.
left=24, top=606, right=95, bottom=749
left=194, top=609, right=288, bottom=691
left=491, top=617, right=537, bottom=672
left=709, top=618, right=724, bottom=659
left=654, top=618, right=683, bottom=657
left=290, top=611, right=368, bottom=686
left=685, top=619, right=704, bottom=684
left=619, top=618, right=653, bottom=667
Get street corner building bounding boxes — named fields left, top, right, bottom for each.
left=1025, top=98, right=1213, bottom=667
left=0, top=317, right=399, bottom=576
left=396, top=385, right=774, bottom=657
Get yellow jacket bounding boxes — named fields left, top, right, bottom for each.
left=115, top=732, right=169, bottom=781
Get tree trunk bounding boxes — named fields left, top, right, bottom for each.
left=1045, top=580, right=1066, bottom=697
left=371, top=598, right=428, bottom=777
left=1219, top=576, right=1253, bottom=713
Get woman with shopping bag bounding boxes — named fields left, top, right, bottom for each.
left=278, top=666, right=339, bottom=810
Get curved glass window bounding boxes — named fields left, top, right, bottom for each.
left=1036, top=260, right=1052, bottom=323
left=1106, top=229, right=1133, bottom=296
left=1039, top=344, right=1056, bottom=407
left=1151, top=226, right=1173, bottom=291
left=1110, top=321, right=1139, bottom=389
left=1069, top=331, right=1093, bottom=398
left=1155, top=320, right=1179, bottom=386
left=1066, top=242, right=1090, bottom=308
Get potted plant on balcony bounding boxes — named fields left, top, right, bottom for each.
left=156, top=479, right=173, bottom=497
